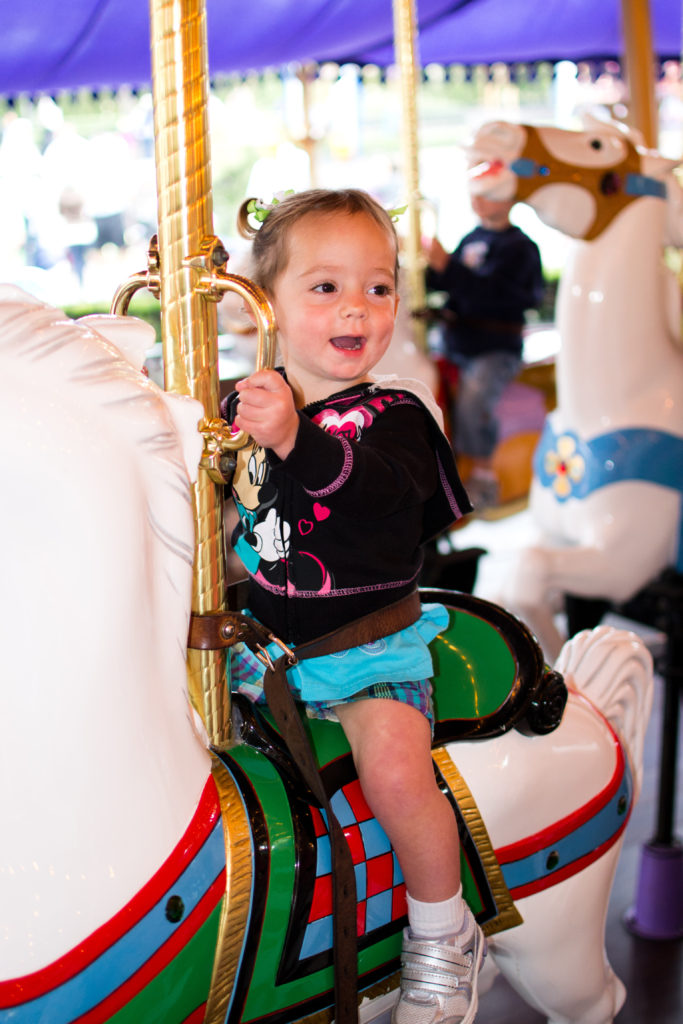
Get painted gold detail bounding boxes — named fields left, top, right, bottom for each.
left=204, top=757, right=254, bottom=1024
left=432, top=746, right=524, bottom=936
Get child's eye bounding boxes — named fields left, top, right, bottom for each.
left=370, top=284, right=393, bottom=297
left=313, top=282, right=336, bottom=293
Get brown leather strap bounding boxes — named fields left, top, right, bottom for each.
left=188, top=587, right=421, bottom=654
left=187, top=610, right=239, bottom=650
left=190, top=589, right=422, bottom=1022
left=293, top=589, right=422, bottom=662
left=264, top=662, right=359, bottom=1023
left=264, top=588, right=422, bottom=1024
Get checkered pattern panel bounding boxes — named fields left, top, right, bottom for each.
left=299, top=779, right=407, bottom=960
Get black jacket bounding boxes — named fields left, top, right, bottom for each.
left=224, top=378, right=470, bottom=644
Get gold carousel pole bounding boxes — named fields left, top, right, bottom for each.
left=621, top=0, right=659, bottom=148
left=393, top=0, right=426, bottom=348
left=148, top=0, right=229, bottom=746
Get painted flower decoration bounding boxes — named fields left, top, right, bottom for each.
left=544, top=433, right=586, bottom=497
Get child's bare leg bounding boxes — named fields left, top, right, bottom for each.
left=334, top=698, right=459, bottom=899
left=335, top=697, right=485, bottom=1023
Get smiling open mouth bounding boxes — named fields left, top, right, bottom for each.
left=330, top=336, right=365, bottom=351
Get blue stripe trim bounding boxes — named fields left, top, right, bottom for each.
left=534, top=422, right=683, bottom=570
left=501, top=756, right=632, bottom=893
left=3, top=821, right=225, bottom=1024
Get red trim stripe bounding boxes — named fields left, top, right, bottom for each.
left=71, top=873, right=226, bottom=1024
left=507, top=816, right=630, bottom=900
left=496, top=708, right=624, bottom=865
left=182, top=1007, right=208, bottom=1024
left=0, top=777, right=220, bottom=1006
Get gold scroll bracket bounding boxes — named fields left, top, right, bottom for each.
left=109, top=234, right=278, bottom=484
left=110, top=234, right=162, bottom=314
left=188, top=236, right=278, bottom=481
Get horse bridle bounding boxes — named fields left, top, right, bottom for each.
left=509, top=124, right=667, bottom=240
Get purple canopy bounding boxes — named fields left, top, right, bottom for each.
left=1, top=0, right=681, bottom=98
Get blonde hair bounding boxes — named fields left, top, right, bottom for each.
left=236, top=188, right=399, bottom=294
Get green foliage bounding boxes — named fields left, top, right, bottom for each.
left=63, top=294, right=162, bottom=345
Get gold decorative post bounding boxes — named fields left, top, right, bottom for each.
left=393, top=0, right=426, bottom=347
left=148, top=0, right=229, bottom=745
left=621, top=0, right=659, bottom=148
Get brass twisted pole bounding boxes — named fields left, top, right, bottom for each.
left=393, top=0, right=426, bottom=349
left=148, top=0, right=228, bottom=745
left=147, top=5, right=261, bottom=1020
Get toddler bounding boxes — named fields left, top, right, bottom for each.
left=225, top=188, right=484, bottom=1024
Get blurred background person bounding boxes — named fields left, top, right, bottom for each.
left=423, top=190, right=545, bottom=511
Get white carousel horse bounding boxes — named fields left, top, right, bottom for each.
left=466, top=118, right=683, bottom=660
left=0, top=288, right=653, bottom=1024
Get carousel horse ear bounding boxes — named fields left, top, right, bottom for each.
left=642, top=152, right=682, bottom=175
left=159, top=390, right=205, bottom=485
left=78, top=313, right=156, bottom=371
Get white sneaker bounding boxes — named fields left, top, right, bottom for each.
left=391, top=911, right=486, bottom=1024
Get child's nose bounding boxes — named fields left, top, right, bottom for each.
left=341, top=292, right=367, bottom=318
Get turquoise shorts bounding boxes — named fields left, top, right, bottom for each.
left=305, top=677, right=434, bottom=728
left=229, top=604, right=447, bottom=730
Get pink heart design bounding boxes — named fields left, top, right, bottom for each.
left=313, top=502, right=330, bottom=521
left=298, top=520, right=313, bottom=535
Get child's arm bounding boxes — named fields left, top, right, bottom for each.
left=233, top=369, right=300, bottom=460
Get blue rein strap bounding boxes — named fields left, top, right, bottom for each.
left=625, top=173, right=667, bottom=198
left=510, top=158, right=666, bottom=200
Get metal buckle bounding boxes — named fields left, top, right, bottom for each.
left=254, top=634, right=298, bottom=672
left=234, top=615, right=297, bottom=671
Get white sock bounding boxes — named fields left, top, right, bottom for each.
left=406, top=887, right=466, bottom=940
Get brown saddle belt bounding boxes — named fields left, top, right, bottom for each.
left=189, top=588, right=422, bottom=1024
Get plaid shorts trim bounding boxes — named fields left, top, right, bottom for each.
left=304, top=678, right=434, bottom=729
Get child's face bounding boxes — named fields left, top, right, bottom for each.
left=269, top=211, right=399, bottom=405
left=469, top=194, right=513, bottom=230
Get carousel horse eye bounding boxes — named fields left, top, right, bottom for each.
left=590, top=138, right=603, bottom=150
left=600, top=171, right=622, bottom=196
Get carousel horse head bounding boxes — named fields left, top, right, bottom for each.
left=466, top=116, right=683, bottom=243
left=0, top=285, right=211, bottom=974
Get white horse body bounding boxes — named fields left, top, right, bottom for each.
left=0, top=286, right=210, bottom=973
left=467, top=119, right=683, bottom=659
left=0, top=288, right=654, bottom=1024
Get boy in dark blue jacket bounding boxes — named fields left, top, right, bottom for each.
left=424, top=195, right=544, bottom=510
